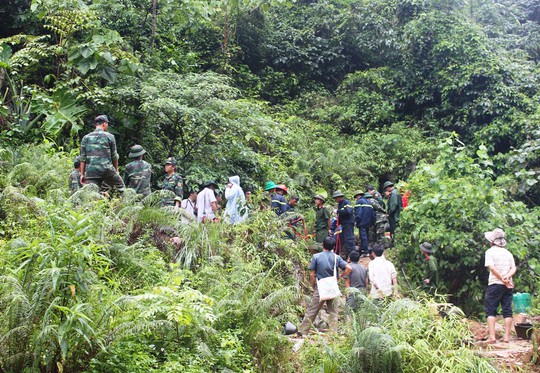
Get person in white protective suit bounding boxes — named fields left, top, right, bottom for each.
left=224, top=175, right=247, bottom=224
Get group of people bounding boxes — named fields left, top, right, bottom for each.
left=72, top=115, right=518, bottom=343
left=69, top=115, right=248, bottom=224
left=263, top=179, right=404, bottom=260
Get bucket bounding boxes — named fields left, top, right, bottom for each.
left=282, top=321, right=297, bottom=335
left=515, top=323, right=534, bottom=340
left=513, top=293, right=532, bottom=314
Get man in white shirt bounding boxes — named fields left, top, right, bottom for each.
left=196, top=181, right=219, bottom=222
left=368, top=244, right=398, bottom=299
left=181, top=191, right=197, bottom=216
left=484, top=228, right=516, bottom=344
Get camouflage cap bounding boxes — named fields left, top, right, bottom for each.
left=94, top=114, right=109, bottom=124
left=165, top=157, right=177, bottom=166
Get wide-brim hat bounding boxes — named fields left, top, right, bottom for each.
left=129, top=145, right=146, bottom=158
left=383, top=181, right=394, bottom=189
left=205, top=180, right=218, bottom=188
left=420, top=242, right=433, bottom=254
left=353, top=190, right=365, bottom=198
left=332, top=190, right=345, bottom=198
left=364, top=192, right=373, bottom=198
left=314, top=194, right=326, bottom=202
left=484, top=228, right=507, bottom=247
left=264, top=181, right=278, bottom=191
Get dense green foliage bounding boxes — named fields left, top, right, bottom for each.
left=1, top=0, right=540, bottom=371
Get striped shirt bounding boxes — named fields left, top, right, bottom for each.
left=485, top=245, right=515, bottom=286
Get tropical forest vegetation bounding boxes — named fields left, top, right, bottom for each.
left=1, top=0, right=540, bottom=371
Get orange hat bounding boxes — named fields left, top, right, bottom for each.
left=276, top=184, right=288, bottom=194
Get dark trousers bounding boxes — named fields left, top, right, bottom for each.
left=358, top=226, right=369, bottom=253
left=484, top=284, right=513, bottom=318
left=389, top=216, right=398, bottom=235
left=341, top=224, right=355, bottom=258
left=86, top=170, right=125, bottom=193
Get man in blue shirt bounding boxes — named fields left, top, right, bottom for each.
left=332, top=190, right=355, bottom=259
left=298, top=237, right=352, bottom=336
left=354, top=191, right=374, bottom=255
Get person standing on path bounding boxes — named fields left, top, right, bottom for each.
left=298, top=237, right=352, bottom=336
left=344, top=250, right=368, bottom=309
left=332, top=190, right=355, bottom=259
left=68, top=156, right=83, bottom=194
left=383, top=181, right=402, bottom=237
left=124, top=145, right=152, bottom=197
left=79, top=115, right=124, bottom=193
left=160, top=157, right=183, bottom=207
left=484, top=228, right=516, bottom=344
left=419, top=242, right=438, bottom=292
left=368, top=244, right=398, bottom=299
left=354, top=191, right=374, bottom=255
left=314, top=194, right=331, bottom=243
left=366, top=192, right=387, bottom=244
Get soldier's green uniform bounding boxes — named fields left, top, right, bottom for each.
left=68, top=169, right=82, bottom=194
left=420, top=242, right=438, bottom=292
left=424, top=256, right=438, bottom=289
left=124, top=145, right=152, bottom=196
left=315, top=205, right=331, bottom=243
left=80, top=115, right=124, bottom=191
left=160, top=157, right=183, bottom=206
left=384, top=181, right=402, bottom=235
left=68, top=156, right=83, bottom=195
left=367, top=194, right=388, bottom=243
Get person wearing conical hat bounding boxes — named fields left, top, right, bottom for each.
left=124, top=145, right=153, bottom=197
left=313, top=194, right=331, bottom=243
left=160, top=157, right=183, bottom=207
left=332, top=190, right=355, bottom=259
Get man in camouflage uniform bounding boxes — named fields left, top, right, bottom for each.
left=365, top=192, right=387, bottom=243
left=160, top=157, right=183, bottom=207
left=79, top=115, right=124, bottom=192
left=68, top=156, right=83, bottom=194
left=124, top=144, right=152, bottom=196
left=367, top=185, right=384, bottom=206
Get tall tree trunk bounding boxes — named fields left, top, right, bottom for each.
left=150, top=0, right=158, bottom=51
